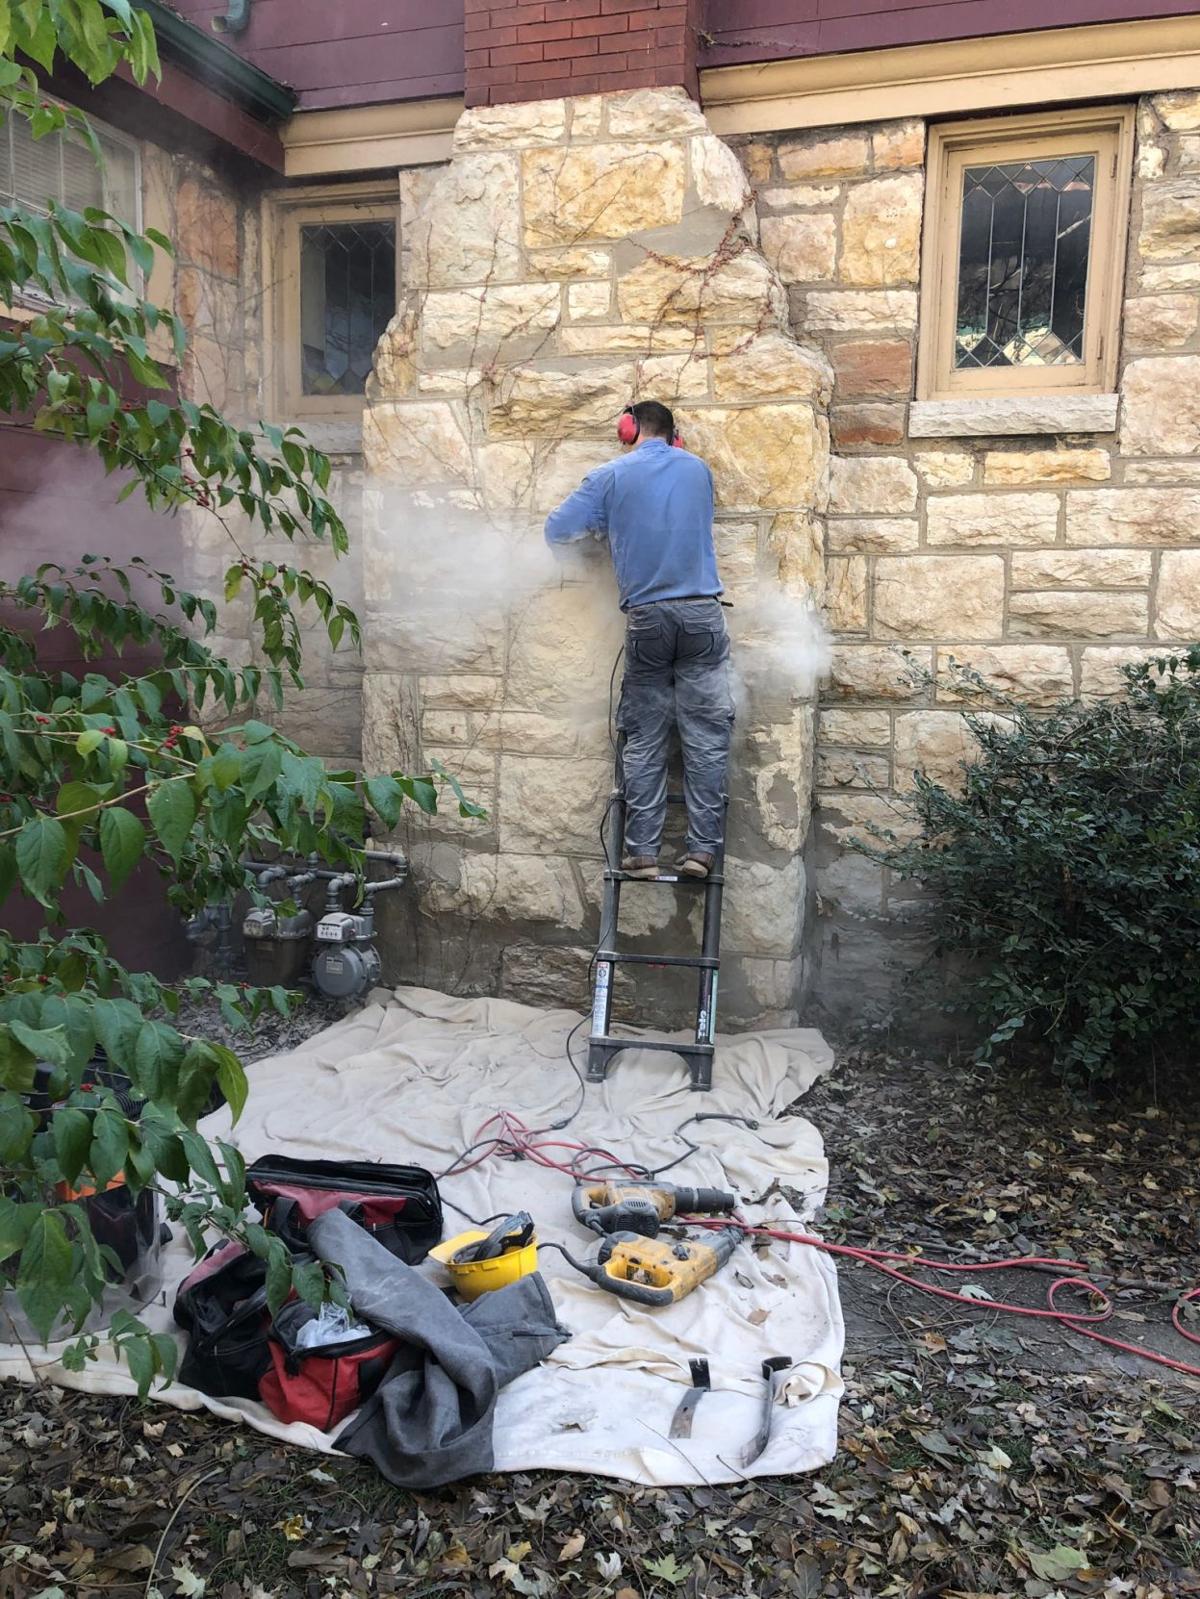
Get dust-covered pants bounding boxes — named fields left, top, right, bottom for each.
left=617, top=597, right=734, bottom=857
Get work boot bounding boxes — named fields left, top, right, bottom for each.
left=676, top=852, right=716, bottom=879
left=622, top=855, right=659, bottom=879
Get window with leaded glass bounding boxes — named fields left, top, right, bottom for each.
left=918, top=109, right=1133, bottom=403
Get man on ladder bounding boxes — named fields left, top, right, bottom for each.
left=544, top=400, right=733, bottom=881
left=545, top=400, right=733, bottom=1091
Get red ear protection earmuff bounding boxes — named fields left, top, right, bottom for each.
left=617, top=405, right=685, bottom=448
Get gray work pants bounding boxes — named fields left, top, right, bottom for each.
left=617, top=597, right=734, bottom=858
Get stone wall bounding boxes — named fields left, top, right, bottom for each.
left=729, top=92, right=1200, bottom=1017
left=361, top=87, right=830, bottom=1026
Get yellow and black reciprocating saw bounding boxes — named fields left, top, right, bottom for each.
left=571, top=1179, right=736, bottom=1238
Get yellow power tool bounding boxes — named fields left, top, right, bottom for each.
left=571, top=1179, right=736, bottom=1238
left=573, top=1225, right=744, bottom=1307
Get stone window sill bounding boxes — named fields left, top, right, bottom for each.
left=908, top=394, right=1119, bottom=439
left=286, top=417, right=364, bottom=456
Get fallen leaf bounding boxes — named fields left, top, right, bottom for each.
left=558, top=1531, right=585, bottom=1562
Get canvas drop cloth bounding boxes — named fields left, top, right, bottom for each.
left=0, top=986, right=844, bottom=1485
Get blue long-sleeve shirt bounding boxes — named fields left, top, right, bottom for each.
left=544, top=439, right=721, bottom=610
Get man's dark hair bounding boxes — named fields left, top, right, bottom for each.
left=631, top=400, right=675, bottom=440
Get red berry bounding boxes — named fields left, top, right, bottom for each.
left=35, top=715, right=49, bottom=724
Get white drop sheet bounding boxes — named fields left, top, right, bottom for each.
left=0, top=986, right=844, bottom=1485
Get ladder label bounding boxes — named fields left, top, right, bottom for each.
left=708, top=972, right=719, bottom=1042
left=591, top=961, right=611, bottom=1036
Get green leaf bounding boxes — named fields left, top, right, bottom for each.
left=56, top=780, right=102, bottom=820
left=210, top=744, right=242, bottom=792
left=53, top=1107, right=93, bottom=1186
left=9, top=1019, right=72, bottom=1066
left=265, top=1242, right=292, bottom=1317
left=0, top=1196, right=38, bottom=1265
left=133, top=1020, right=184, bottom=1101
left=76, top=728, right=105, bottom=756
left=365, top=775, right=404, bottom=828
left=122, top=1332, right=154, bottom=1399
left=180, top=1128, right=223, bottom=1191
left=212, top=1043, right=248, bottom=1125
left=15, top=815, right=70, bottom=904
left=146, top=780, right=196, bottom=863
left=90, top=1107, right=129, bottom=1188
left=99, top=806, right=145, bottom=889
left=16, top=1210, right=73, bottom=1341
left=92, top=998, right=143, bottom=1071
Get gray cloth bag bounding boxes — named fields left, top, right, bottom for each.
left=308, top=1208, right=567, bottom=1486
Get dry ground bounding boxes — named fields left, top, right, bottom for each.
left=2, top=1032, right=1198, bottom=1599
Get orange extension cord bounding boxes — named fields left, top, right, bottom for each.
left=439, top=1109, right=1200, bottom=1379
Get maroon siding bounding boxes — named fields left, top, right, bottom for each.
left=701, top=0, right=1200, bottom=68
left=0, top=422, right=191, bottom=981
left=169, top=0, right=465, bottom=110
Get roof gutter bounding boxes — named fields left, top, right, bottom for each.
left=134, top=0, right=296, bottom=122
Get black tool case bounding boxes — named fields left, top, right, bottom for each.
left=245, top=1156, right=443, bottom=1264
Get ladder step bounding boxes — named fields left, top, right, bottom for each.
left=604, top=870, right=725, bottom=886
left=596, top=950, right=719, bottom=969
left=589, top=1036, right=715, bottom=1058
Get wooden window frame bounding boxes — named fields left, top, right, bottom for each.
left=265, top=180, right=400, bottom=422
left=917, top=106, right=1134, bottom=403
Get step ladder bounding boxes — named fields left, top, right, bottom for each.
left=586, top=745, right=726, bottom=1093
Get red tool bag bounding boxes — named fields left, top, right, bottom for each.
left=258, top=1300, right=401, bottom=1431
left=246, top=1156, right=442, bottom=1264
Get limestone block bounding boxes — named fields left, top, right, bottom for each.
left=759, top=213, right=837, bottom=282
left=683, top=404, right=822, bottom=511
left=478, top=439, right=615, bottom=515
left=419, top=674, right=504, bottom=710
left=362, top=401, right=472, bottom=486
left=778, top=132, right=869, bottom=180
left=831, top=339, right=912, bottom=399
left=1139, top=180, right=1200, bottom=261
left=420, top=284, right=560, bottom=359
left=839, top=173, right=923, bottom=287
left=487, top=364, right=633, bottom=437
left=500, top=943, right=597, bottom=1011
left=1078, top=646, right=1163, bottom=697
left=422, top=745, right=495, bottom=788
left=568, top=281, right=611, bottom=320
left=1010, top=549, right=1151, bottom=589
left=505, top=584, right=625, bottom=714
left=766, top=512, right=824, bottom=597
left=908, top=394, right=1118, bottom=437
left=175, top=176, right=238, bottom=278
left=1178, top=136, right=1200, bottom=173
left=690, top=134, right=753, bottom=213
left=1121, top=355, right=1200, bottom=454
left=871, top=120, right=925, bottom=170
left=176, top=267, right=239, bottom=342
left=740, top=704, right=815, bottom=853
left=709, top=329, right=831, bottom=403
left=934, top=645, right=1073, bottom=707
left=571, top=97, right=603, bottom=139
left=874, top=556, right=1004, bottom=640
left=735, top=956, right=804, bottom=1025
left=826, top=557, right=868, bottom=631
left=1152, top=90, right=1200, bottom=130
left=760, top=184, right=840, bottom=209
left=498, top=755, right=612, bottom=856
left=827, top=644, right=930, bottom=699
left=817, top=792, right=921, bottom=845
left=421, top=709, right=476, bottom=746
left=816, top=750, right=890, bottom=789
left=362, top=672, right=422, bottom=775
left=1066, top=488, right=1200, bottom=545
left=926, top=492, right=1060, bottom=547
left=454, top=100, right=567, bottom=150
left=1123, top=294, right=1200, bottom=350
left=893, top=710, right=983, bottom=790
left=713, top=521, right=759, bottom=591
left=523, top=143, right=686, bottom=247
left=816, top=854, right=885, bottom=920
left=819, top=708, right=892, bottom=746
left=498, top=710, right=609, bottom=760
left=607, top=86, right=707, bottom=138
left=560, top=323, right=701, bottom=356
left=370, top=309, right=419, bottom=399
left=722, top=854, right=806, bottom=957
left=735, top=140, right=774, bottom=184
left=631, top=350, right=710, bottom=403
left=526, top=247, right=612, bottom=280
left=1009, top=591, right=1148, bottom=640
left=983, top=449, right=1110, bottom=485
left=616, top=251, right=786, bottom=328
left=493, top=854, right=585, bottom=927
left=1124, top=460, right=1200, bottom=483
left=414, top=846, right=499, bottom=920
left=363, top=606, right=506, bottom=676
left=831, top=405, right=905, bottom=449
left=827, top=518, right=918, bottom=553
left=408, top=153, right=520, bottom=289
left=1155, top=549, right=1200, bottom=635
left=913, top=448, right=975, bottom=488
left=1139, top=263, right=1200, bottom=291
left=828, top=455, right=917, bottom=514
left=801, top=290, right=917, bottom=333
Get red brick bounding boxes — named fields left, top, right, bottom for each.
left=523, top=19, right=575, bottom=41
left=831, top=405, right=907, bottom=450
left=472, top=63, right=519, bottom=86
left=626, top=10, right=658, bottom=29
left=511, top=2, right=546, bottom=18
left=560, top=0, right=602, bottom=17
left=545, top=34, right=598, bottom=58
left=655, top=4, right=690, bottom=22
left=601, top=0, right=654, bottom=11
left=598, top=30, right=641, bottom=54
left=465, top=48, right=491, bottom=68
left=573, top=13, right=627, bottom=35
left=831, top=340, right=914, bottom=400
left=477, top=25, right=518, bottom=47
left=463, top=0, right=492, bottom=12
left=491, top=40, right=545, bottom=64
left=656, top=25, right=686, bottom=46
left=573, top=50, right=611, bottom=73
left=594, top=65, right=660, bottom=91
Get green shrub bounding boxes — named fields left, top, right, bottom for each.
left=860, top=650, right=1200, bottom=1085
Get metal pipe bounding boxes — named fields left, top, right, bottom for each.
left=286, top=871, right=318, bottom=891
left=324, top=873, right=357, bottom=911
left=363, top=874, right=406, bottom=896
left=363, top=850, right=407, bottom=869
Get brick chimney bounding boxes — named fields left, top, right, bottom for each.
left=465, top=0, right=703, bottom=109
